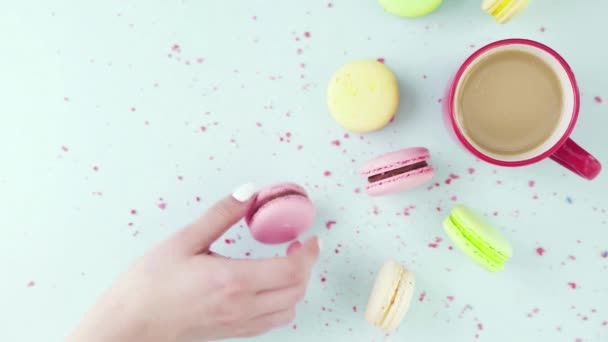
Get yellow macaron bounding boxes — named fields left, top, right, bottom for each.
left=365, top=260, right=416, bottom=331
left=482, top=0, right=529, bottom=24
left=327, top=60, right=399, bottom=133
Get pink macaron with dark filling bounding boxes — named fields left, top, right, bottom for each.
left=245, top=182, right=316, bottom=244
left=360, top=147, right=435, bottom=196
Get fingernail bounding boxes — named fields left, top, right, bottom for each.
left=232, top=183, right=257, bottom=202
left=317, top=237, right=323, bottom=251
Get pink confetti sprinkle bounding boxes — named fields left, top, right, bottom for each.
left=252, top=15, right=257, bottom=21
left=196, top=58, right=204, bottom=64
left=533, top=194, right=539, bottom=200
left=376, top=58, right=385, bottom=63
left=602, top=321, right=607, bottom=326
left=292, top=324, right=297, bottom=330
left=130, top=107, right=136, bottom=112
left=200, top=126, right=207, bottom=132
left=127, top=222, right=134, bottom=227
left=326, top=220, right=337, bottom=230
left=436, top=207, right=442, bottom=212
left=331, top=140, right=341, bottom=146
left=451, top=195, right=457, bottom=201
left=595, top=96, right=603, bottom=103
left=419, top=291, right=427, bottom=302
left=130, top=209, right=137, bottom=215
left=321, top=277, right=327, bottom=283
left=445, top=179, right=452, bottom=185
left=177, top=176, right=183, bottom=181
left=92, top=165, right=99, bottom=172
left=568, top=255, right=576, bottom=261
left=27, top=281, right=35, bottom=287
left=61, top=146, right=69, bottom=152
left=304, top=31, right=311, bottom=38
left=536, top=247, right=545, bottom=256
left=334, top=248, right=340, bottom=254
left=447, top=296, right=455, bottom=302
left=296, top=48, right=303, bottom=55
left=157, top=202, right=167, bottom=210
left=575, top=339, right=582, bottom=342
left=568, top=282, right=577, bottom=289
left=352, top=306, right=357, bottom=312
left=602, top=250, right=608, bottom=258
left=224, top=239, right=232, bottom=244
left=171, top=44, right=181, bottom=53
left=373, top=206, right=380, bottom=215
left=529, top=180, right=536, bottom=188
left=323, top=171, right=331, bottom=177
left=297, top=145, right=303, bottom=150
left=540, top=26, right=546, bottom=32
left=468, top=168, right=476, bottom=175
left=477, top=323, right=483, bottom=331
left=327, top=2, right=333, bottom=8
left=354, top=187, right=361, bottom=194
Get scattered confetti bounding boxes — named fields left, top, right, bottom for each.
left=595, top=96, right=603, bottom=104
left=325, top=220, right=337, bottom=230
left=419, top=291, right=427, bottom=302
left=27, top=281, right=35, bottom=287
left=567, top=282, right=577, bottom=289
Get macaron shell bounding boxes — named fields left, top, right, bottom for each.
left=365, top=260, right=415, bottom=331
left=443, top=217, right=503, bottom=272
left=482, top=0, right=529, bottom=23
left=450, top=205, right=513, bottom=259
left=245, top=182, right=308, bottom=226
left=249, top=195, right=316, bottom=244
left=327, top=60, right=399, bottom=133
left=379, top=0, right=443, bottom=18
left=383, top=267, right=415, bottom=331
left=366, top=165, right=435, bottom=196
left=359, top=147, right=430, bottom=177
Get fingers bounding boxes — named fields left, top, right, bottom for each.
left=171, top=184, right=257, bottom=254
left=232, top=236, right=321, bottom=292
left=237, top=309, right=296, bottom=338
left=251, top=285, right=306, bottom=316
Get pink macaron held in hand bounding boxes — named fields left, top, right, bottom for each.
left=246, top=182, right=316, bottom=244
left=360, top=147, right=435, bottom=196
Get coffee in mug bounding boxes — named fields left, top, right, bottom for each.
left=456, top=49, right=563, bottom=156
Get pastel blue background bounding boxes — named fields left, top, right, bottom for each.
left=1, top=1, right=607, bottom=341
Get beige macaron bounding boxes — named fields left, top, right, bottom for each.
left=365, top=260, right=416, bottom=331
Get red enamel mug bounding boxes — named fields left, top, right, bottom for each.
left=444, top=39, right=602, bottom=180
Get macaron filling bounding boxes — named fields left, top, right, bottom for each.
left=367, top=161, right=428, bottom=183
left=247, top=189, right=308, bottom=222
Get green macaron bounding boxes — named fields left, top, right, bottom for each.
left=443, top=205, right=513, bottom=272
left=379, top=0, right=443, bottom=18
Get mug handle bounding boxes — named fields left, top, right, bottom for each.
left=550, top=138, right=602, bottom=180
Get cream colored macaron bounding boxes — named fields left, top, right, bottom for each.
left=365, top=260, right=416, bottom=331
left=327, top=60, right=399, bottom=133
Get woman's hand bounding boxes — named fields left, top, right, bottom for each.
left=67, top=184, right=321, bottom=342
